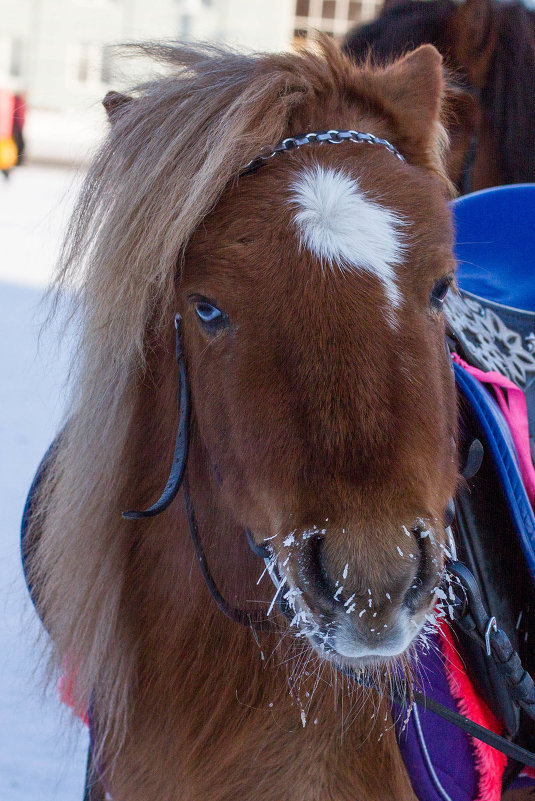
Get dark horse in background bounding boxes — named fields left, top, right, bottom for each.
left=344, top=0, right=535, bottom=193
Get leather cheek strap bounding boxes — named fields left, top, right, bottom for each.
left=122, top=314, right=189, bottom=520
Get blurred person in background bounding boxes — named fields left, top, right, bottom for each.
left=13, top=94, right=26, bottom=166
left=0, top=84, right=18, bottom=179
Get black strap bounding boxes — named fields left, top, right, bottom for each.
left=414, top=690, right=535, bottom=768
left=340, top=661, right=535, bottom=767
left=123, top=316, right=189, bottom=520
left=182, top=473, right=276, bottom=631
left=411, top=690, right=535, bottom=769
left=82, top=743, right=106, bottom=801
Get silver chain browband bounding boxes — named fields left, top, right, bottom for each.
left=240, top=129, right=406, bottom=175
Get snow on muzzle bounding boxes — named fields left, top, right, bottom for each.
left=258, top=520, right=447, bottom=662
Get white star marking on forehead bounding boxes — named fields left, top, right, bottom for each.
left=289, top=164, right=406, bottom=310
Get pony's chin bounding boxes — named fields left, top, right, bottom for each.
left=304, top=612, right=424, bottom=670
left=307, top=638, right=402, bottom=673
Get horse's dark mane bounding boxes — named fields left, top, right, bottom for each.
left=344, top=0, right=535, bottom=185
left=486, top=2, right=535, bottom=183
left=343, top=0, right=456, bottom=66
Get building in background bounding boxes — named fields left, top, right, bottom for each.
left=294, top=0, right=381, bottom=39
left=0, top=0, right=378, bottom=165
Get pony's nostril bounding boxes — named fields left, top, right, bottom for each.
left=402, top=524, right=429, bottom=611
left=300, top=535, right=337, bottom=603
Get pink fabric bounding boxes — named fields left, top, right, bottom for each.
left=452, top=353, right=535, bottom=505
left=440, top=623, right=506, bottom=801
left=58, top=664, right=89, bottom=726
left=0, top=88, right=14, bottom=138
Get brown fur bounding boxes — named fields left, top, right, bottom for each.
left=29, top=38, right=459, bottom=800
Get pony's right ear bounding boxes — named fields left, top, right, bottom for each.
left=103, top=91, right=132, bottom=122
left=373, top=45, right=449, bottom=183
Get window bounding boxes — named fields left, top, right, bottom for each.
left=77, top=44, right=90, bottom=83
left=323, top=0, right=336, bottom=18
left=72, top=43, right=113, bottom=88
left=348, top=0, right=362, bottom=21
left=100, top=45, right=113, bottom=84
left=294, top=0, right=381, bottom=39
left=180, top=14, right=191, bottom=38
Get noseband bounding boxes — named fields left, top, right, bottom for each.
left=122, top=132, right=535, bottom=768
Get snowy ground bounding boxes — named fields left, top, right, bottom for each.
left=0, top=165, right=89, bottom=800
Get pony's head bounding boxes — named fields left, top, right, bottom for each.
left=179, top=48, right=457, bottom=669
left=32, top=38, right=458, bottom=740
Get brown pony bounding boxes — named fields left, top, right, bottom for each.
left=344, top=0, right=535, bottom=193
left=29, top=39, right=460, bottom=801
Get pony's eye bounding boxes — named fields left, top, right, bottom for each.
left=430, top=277, right=452, bottom=311
left=196, top=302, right=221, bottom=323
left=193, top=299, right=228, bottom=333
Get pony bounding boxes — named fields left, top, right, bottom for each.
left=343, top=0, right=535, bottom=193
left=27, top=38, right=461, bottom=801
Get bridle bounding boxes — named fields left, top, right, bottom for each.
left=123, top=130, right=535, bottom=769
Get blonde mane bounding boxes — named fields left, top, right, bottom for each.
left=28, top=36, right=452, bottom=768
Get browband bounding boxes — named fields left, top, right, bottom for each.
left=240, top=129, right=405, bottom=175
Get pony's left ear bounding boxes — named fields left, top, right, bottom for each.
left=375, top=45, right=450, bottom=185
left=103, top=91, right=132, bottom=122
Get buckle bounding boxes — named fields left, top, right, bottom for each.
left=447, top=561, right=498, bottom=655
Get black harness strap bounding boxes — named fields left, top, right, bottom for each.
left=182, top=472, right=276, bottom=631
left=123, top=315, right=189, bottom=520
left=410, top=690, right=535, bottom=768
left=122, top=317, right=276, bottom=631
